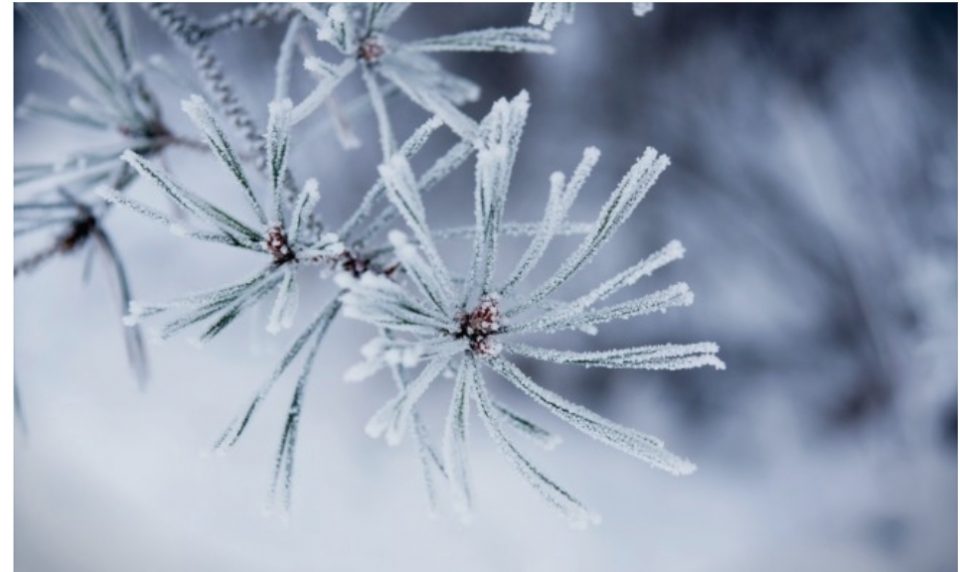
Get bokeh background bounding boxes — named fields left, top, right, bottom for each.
left=14, top=3, right=958, bottom=571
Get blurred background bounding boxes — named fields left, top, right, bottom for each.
left=14, top=3, right=958, bottom=571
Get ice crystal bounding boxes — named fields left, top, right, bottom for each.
left=339, top=92, right=724, bottom=526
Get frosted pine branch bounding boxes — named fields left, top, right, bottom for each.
left=14, top=3, right=723, bottom=531
left=288, top=3, right=554, bottom=144
left=14, top=184, right=150, bottom=387
left=340, top=93, right=723, bottom=526
left=108, top=96, right=346, bottom=341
